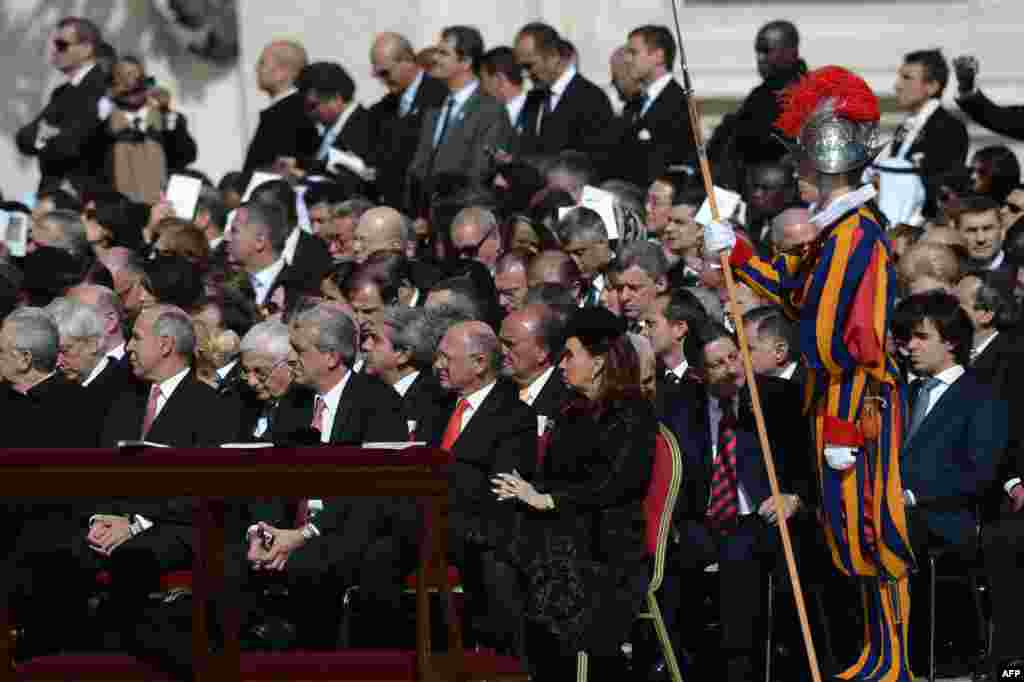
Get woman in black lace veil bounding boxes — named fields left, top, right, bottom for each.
left=493, top=307, right=655, bottom=681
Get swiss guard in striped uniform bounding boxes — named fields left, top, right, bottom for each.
left=705, top=66, right=916, bottom=682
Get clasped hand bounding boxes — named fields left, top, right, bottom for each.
left=491, top=470, right=550, bottom=510
left=87, top=515, right=132, bottom=556
left=246, top=521, right=307, bottom=571
left=758, top=494, right=801, bottom=526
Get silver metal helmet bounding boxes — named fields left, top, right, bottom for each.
left=781, top=98, right=886, bottom=175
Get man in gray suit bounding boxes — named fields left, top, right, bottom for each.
left=408, top=26, right=516, bottom=206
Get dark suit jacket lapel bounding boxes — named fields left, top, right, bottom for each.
left=328, top=371, right=360, bottom=444
left=904, top=375, right=964, bottom=452
left=450, top=383, right=503, bottom=459
left=147, top=374, right=195, bottom=442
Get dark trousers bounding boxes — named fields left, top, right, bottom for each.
left=661, top=515, right=786, bottom=682
left=905, top=509, right=978, bottom=673
left=359, top=527, right=524, bottom=656
left=983, top=515, right=1024, bottom=666
left=5, top=520, right=192, bottom=656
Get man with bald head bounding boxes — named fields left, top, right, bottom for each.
left=368, top=32, right=449, bottom=209
left=769, top=206, right=817, bottom=254
left=499, top=304, right=570, bottom=419
left=352, top=206, right=408, bottom=263
left=451, top=207, right=502, bottom=273
left=422, top=320, right=536, bottom=652
left=708, top=20, right=806, bottom=184
left=243, top=39, right=319, bottom=177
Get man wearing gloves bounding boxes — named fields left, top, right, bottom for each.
left=705, top=66, right=916, bottom=681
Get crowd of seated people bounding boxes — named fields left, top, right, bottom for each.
left=1, top=12, right=1023, bottom=682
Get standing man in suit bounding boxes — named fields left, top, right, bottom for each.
left=514, top=22, right=614, bottom=160
left=480, top=47, right=528, bottom=131
left=288, top=61, right=375, bottom=190
left=16, top=17, right=108, bottom=191
left=659, top=321, right=812, bottom=682
left=706, top=20, right=806, bottom=191
left=369, top=32, right=449, bottom=210
left=499, top=304, right=570, bottom=420
left=242, top=40, right=319, bottom=178
left=408, top=26, right=515, bottom=212
left=892, top=291, right=1006, bottom=672
left=879, top=49, right=968, bottom=219
left=362, top=305, right=454, bottom=441
left=613, top=25, right=695, bottom=186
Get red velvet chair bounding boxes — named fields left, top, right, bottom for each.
left=575, top=424, right=685, bottom=682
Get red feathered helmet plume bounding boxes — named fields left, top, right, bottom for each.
left=775, top=65, right=879, bottom=138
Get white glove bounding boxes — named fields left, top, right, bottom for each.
left=703, top=220, right=737, bottom=257
left=824, top=445, right=857, bottom=471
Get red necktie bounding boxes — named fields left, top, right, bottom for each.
left=311, top=395, right=326, bottom=432
left=441, top=399, right=470, bottom=452
left=140, top=384, right=163, bottom=439
left=707, top=398, right=740, bottom=531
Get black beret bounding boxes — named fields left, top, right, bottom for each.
left=563, top=307, right=627, bottom=353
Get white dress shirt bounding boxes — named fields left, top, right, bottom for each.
left=265, top=86, right=298, bottom=110
left=521, top=366, right=555, bottom=406
left=69, top=61, right=97, bottom=87
left=641, top=72, right=673, bottom=117
left=458, top=380, right=497, bottom=432
left=506, top=91, right=527, bottom=127
left=778, top=362, right=799, bottom=381
left=434, top=80, right=479, bottom=145
left=708, top=396, right=754, bottom=515
left=986, top=250, right=1005, bottom=271
left=250, top=258, right=286, bottom=305
left=667, top=359, right=689, bottom=381
left=393, top=370, right=420, bottom=398
left=316, top=368, right=355, bottom=444
left=399, top=70, right=425, bottom=117
left=972, top=330, right=1000, bottom=362
left=152, top=366, right=191, bottom=423
left=82, top=356, right=110, bottom=388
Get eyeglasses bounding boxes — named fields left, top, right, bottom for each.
left=240, top=359, right=289, bottom=386
left=453, top=225, right=496, bottom=259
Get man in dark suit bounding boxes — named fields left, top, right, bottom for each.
left=242, top=303, right=407, bottom=647
left=289, top=61, right=375, bottom=192
left=408, top=26, right=516, bottom=212
left=499, top=304, right=570, bottom=421
left=892, top=291, right=1006, bottom=672
left=369, top=32, right=449, bottom=210
left=882, top=49, right=968, bottom=218
left=706, top=20, right=806, bottom=191
left=514, top=23, right=613, bottom=160
left=953, top=54, right=1024, bottom=142
left=640, top=288, right=709, bottom=418
left=360, top=321, right=536, bottom=651
left=362, top=305, right=454, bottom=441
left=955, top=195, right=1012, bottom=273
left=46, top=297, right=140, bottom=424
left=16, top=17, right=108, bottom=191
left=246, top=179, right=335, bottom=293
left=242, top=40, right=319, bottom=178
left=741, top=305, right=803, bottom=384
left=609, top=25, right=695, bottom=186
left=659, top=321, right=813, bottom=682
